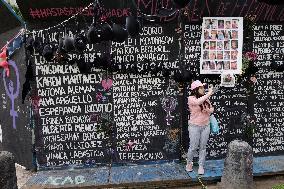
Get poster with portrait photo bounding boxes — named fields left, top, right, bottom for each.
left=221, top=73, right=236, bottom=87
left=200, top=17, right=243, bottom=74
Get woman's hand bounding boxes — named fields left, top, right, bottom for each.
left=208, top=85, right=214, bottom=95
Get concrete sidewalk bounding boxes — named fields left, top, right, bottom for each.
left=22, top=155, right=284, bottom=189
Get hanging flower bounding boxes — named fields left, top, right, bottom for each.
left=245, top=52, right=258, bottom=61
left=0, top=48, right=10, bottom=77
left=242, top=51, right=258, bottom=75
left=224, top=74, right=233, bottom=82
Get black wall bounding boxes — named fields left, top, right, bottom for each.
left=16, top=0, right=284, bottom=169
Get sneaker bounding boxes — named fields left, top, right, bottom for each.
left=198, top=166, right=204, bottom=175
left=186, top=162, right=193, bottom=172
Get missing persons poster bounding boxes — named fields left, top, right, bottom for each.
left=220, top=73, right=236, bottom=87
left=200, top=17, right=243, bottom=74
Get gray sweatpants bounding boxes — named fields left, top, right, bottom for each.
left=187, top=123, right=210, bottom=167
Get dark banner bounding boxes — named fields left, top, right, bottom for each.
left=31, top=20, right=182, bottom=168
left=17, top=0, right=284, bottom=27
left=26, top=21, right=284, bottom=168
left=19, top=0, right=284, bottom=169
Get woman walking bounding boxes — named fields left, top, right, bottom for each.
left=186, top=80, right=214, bottom=175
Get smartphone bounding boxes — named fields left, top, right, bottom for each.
left=204, top=84, right=209, bottom=93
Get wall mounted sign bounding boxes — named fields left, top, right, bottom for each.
left=200, top=17, right=243, bottom=75
left=220, top=73, right=235, bottom=87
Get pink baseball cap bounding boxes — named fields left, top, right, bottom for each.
left=191, top=80, right=206, bottom=90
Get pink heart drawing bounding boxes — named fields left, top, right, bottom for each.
left=101, top=78, right=113, bottom=91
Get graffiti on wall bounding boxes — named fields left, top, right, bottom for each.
left=3, top=60, right=20, bottom=129
left=18, top=0, right=284, bottom=23
left=44, top=175, right=86, bottom=186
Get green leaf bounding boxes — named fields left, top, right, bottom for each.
left=272, top=184, right=284, bottom=189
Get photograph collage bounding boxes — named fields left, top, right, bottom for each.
left=200, top=17, right=243, bottom=74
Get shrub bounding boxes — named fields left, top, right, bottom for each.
left=272, top=184, right=284, bottom=189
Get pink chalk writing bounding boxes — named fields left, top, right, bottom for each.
left=100, top=8, right=131, bottom=20
left=27, top=1, right=284, bottom=22
left=29, top=7, right=94, bottom=19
